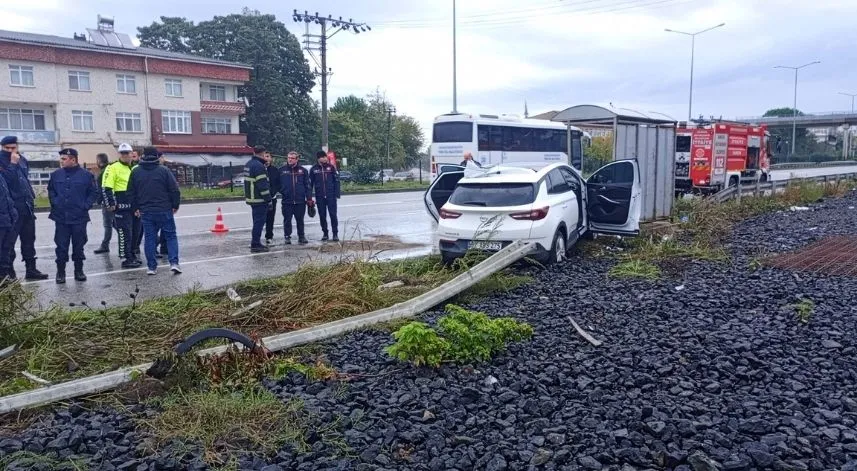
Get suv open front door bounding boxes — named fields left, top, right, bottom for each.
left=424, top=165, right=465, bottom=222
left=585, top=159, right=641, bottom=236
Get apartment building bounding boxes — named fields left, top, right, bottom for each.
left=0, top=17, right=253, bottom=185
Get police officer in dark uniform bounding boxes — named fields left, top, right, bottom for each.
left=0, top=135, right=48, bottom=280
left=47, top=148, right=97, bottom=284
left=279, top=151, right=311, bottom=245
left=309, top=150, right=341, bottom=241
left=0, top=164, right=17, bottom=283
left=243, top=145, right=272, bottom=252
left=264, top=151, right=282, bottom=245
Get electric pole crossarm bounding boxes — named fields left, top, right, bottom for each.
left=293, top=9, right=371, bottom=152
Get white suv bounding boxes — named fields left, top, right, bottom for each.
left=424, top=161, right=642, bottom=264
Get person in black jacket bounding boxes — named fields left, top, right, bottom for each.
left=279, top=151, right=311, bottom=244
left=0, top=135, right=48, bottom=280
left=128, top=146, right=182, bottom=275
left=309, top=150, right=341, bottom=241
left=243, top=145, right=271, bottom=252
left=48, top=148, right=97, bottom=284
left=0, top=165, right=17, bottom=283
left=93, top=153, right=113, bottom=254
left=263, top=151, right=281, bottom=245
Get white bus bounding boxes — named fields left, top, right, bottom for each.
left=429, top=112, right=587, bottom=179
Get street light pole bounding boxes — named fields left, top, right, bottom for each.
left=665, top=23, right=725, bottom=123
left=452, top=0, right=457, bottom=113
left=838, top=92, right=857, bottom=159
left=774, top=61, right=821, bottom=155
left=384, top=106, right=396, bottom=186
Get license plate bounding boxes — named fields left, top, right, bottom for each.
left=468, top=240, right=502, bottom=251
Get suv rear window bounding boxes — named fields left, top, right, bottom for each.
left=448, top=183, right=536, bottom=207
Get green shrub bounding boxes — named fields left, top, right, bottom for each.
left=385, top=322, right=450, bottom=368
left=384, top=304, right=532, bottom=367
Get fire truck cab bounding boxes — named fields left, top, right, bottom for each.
left=674, top=121, right=771, bottom=195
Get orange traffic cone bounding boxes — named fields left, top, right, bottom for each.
left=210, top=207, right=229, bottom=233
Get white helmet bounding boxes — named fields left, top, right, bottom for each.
left=117, top=143, right=133, bottom=153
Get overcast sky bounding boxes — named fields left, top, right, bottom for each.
left=4, top=0, right=856, bottom=137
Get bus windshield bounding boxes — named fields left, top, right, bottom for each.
left=433, top=122, right=473, bottom=143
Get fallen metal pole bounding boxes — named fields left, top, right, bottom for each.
left=0, top=241, right=536, bottom=414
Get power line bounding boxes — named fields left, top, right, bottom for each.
left=370, top=0, right=606, bottom=25
left=373, top=0, right=687, bottom=30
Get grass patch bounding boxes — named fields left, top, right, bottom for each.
left=35, top=180, right=428, bottom=209
left=609, top=260, right=662, bottom=280
left=792, top=298, right=815, bottom=324
left=619, top=178, right=855, bottom=268
left=141, top=387, right=308, bottom=464
left=0, top=451, right=89, bottom=470
left=0, top=254, right=529, bottom=396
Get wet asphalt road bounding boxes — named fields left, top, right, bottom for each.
left=17, top=191, right=434, bottom=310
left=12, top=165, right=857, bottom=309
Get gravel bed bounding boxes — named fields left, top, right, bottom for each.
left=2, top=193, right=857, bottom=470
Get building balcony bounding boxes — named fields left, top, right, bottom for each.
left=200, top=100, right=246, bottom=115
left=1, top=130, right=58, bottom=144
left=152, top=132, right=249, bottom=148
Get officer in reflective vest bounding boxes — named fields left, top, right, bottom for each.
left=102, top=144, right=142, bottom=268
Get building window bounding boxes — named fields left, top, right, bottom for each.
left=9, top=65, right=34, bottom=87
left=0, top=108, right=46, bottom=130
left=165, top=79, right=183, bottom=97
left=116, top=112, right=142, bottom=133
left=208, top=85, right=226, bottom=101
left=116, top=74, right=136, bottom=94
left=202, top=117, right=231, bottom=134
left=72, top=110, right=94, bottom=132
left=68, top=70, right=91, bottom=91
left=162, top=110, right=192, bottom=134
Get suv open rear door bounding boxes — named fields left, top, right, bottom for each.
left=585, top=159, right=641, bottom=236
left=424, top=165, right=465, bottom=222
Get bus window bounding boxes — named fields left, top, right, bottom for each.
left=433, top=122, right=473, bottom=143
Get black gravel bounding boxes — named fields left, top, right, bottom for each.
left=3, top=193, right=857, bottom=470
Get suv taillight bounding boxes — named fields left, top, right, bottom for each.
left=510, top=206, right=549, bottom=220
left=439, top=208, right=462, bottom=219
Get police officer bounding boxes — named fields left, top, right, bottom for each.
left=48, top=148, right=97, bottom=284
left=309, top=150, right=340, bottom=242
left=244, top=145, right=272, bottom=252
left=102, top=143, right=142, bottom=268
left=93, top=153, right=113, bottom=254
left=263, top=151, right=281, bottom=245
left=0, top=164, right=17, bottom=283
left=279, top=151, right=311, bottom=245
left=0, top=135, right=48, bottom=280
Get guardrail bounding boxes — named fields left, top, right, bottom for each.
left=771, top=161, right=857, bottom=170
left=712, top=172, right=857, bottom=203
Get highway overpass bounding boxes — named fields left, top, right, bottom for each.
left=731, top=111, right=857, bottom=127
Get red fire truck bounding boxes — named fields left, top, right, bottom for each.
left=674, top=121, right=772, bottom=194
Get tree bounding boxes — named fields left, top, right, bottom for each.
left=327, top=93, right=424, bottom=181
left=761, top=108, right=816, bottom=158
left=583, top=136, right=612, bottom=174
left=137, top=10, right=320, bottom=158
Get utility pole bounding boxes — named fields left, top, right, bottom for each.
left=665, top=23, right=725, bottom=123
left=774, top=61, right=820, bottom=156
left=452, top=0, right=457, bottom=113
left=838, top=92, right=856, bottom=159
left=293, top=10, right=370, bottom=152
left=384, top=106, right=396, bottom=186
